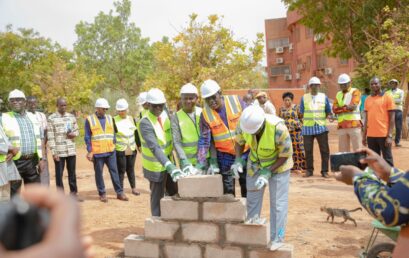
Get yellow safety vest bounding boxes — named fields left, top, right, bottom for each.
left=303, top=93, right=327, bottom=126
left=386, top=89, right=404, bottom=111
left=336, top=88, right=361, bottom=123
left=87, top=114, right=115, bottom=154
left=114, top=115, right=136, bottom=151
left=176, top=108, right=202, bottom=165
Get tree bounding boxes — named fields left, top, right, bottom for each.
left=143, top=14, right=264, bottom=106
left=74, top=0, right=153, bottom=97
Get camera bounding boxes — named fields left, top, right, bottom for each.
left=0, top=196, right=49, bottom=250
left=330, top=151, right=367, bottom=172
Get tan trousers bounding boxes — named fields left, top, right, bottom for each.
left=338, top=127, right=362, bottom=152
left=0, top=183, right=10, bottom=202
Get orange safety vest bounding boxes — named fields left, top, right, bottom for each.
left=87, top=114, right=115, bottom=154
left=202, top=95, right=247, bottom=155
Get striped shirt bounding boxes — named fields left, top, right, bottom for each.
left=47, top=112, right=78, bottom=157
left=14, top=112, right=36, bottom=155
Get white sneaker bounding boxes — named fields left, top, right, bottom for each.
left=269, top=242, right=284, bottom=251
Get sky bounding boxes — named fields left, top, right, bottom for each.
left=0, top=0, right=287, bottom=65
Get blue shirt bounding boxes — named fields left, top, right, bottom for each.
left=84, top=113, right=116, bottom=158
left=299, top=95, right=332, bottom=136
left=360, top=94, right=368, bottom=111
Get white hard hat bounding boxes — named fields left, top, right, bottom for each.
left=116, top=98, right=129, bottom=111
left=137, top=92, right=148, bottom=105
left=180, top=83, right=198, bottom=95
left=338, top=73, right=351, bottom=84
left=146, top=88, right=166, bottom=104
left=8, top=89, right=26, bottom=100
left=389, top=79, right=399, bottom=84
left=240, top=106, right=266, bottom=134
left=95, top=98, right=110, bottom=109
left=308, top=76, right=321, bottom=85
left=200, top=79, right=221, bottom=98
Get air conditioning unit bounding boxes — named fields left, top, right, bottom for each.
left=288, top=43, right=293, bottom=52
left=295, top=73, right=301, bottom=80
left=324, top=67, right=333, bottom=75
left=284, top=74, right=292, bottom=81
left=275, top=47, right=284, bottom=54
left=297, top=63, right=305, bottom=71
left=276, top=57, right=284, bottom=64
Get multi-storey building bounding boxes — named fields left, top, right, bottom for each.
left=265, top=11, right=356, bottom=99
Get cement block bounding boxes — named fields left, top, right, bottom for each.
left=164, top=243, right=202, bottom=258
left=178, top=174, right=223, bottom=198
left=181, top=222, right=219, bottom=243
left=249, top=244, right=293, bottom=258
left=124, top=234, right=159, bottom=258
left=205, top=245, right=244, bottom=258
left=203, top=198, right=246, bottom=222
left=225, top=223, right=270, bottom=246
left=144, top=217, right=179, bottom=240
left=160, top=197, right=199, bottom=221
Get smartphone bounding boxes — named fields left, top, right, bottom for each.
left=330, top=152, right=367, bottom=172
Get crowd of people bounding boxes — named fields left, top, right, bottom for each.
left=0, top=73, right=407, bottom=255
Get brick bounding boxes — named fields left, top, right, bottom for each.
left=181, top=222, right=219, bottom=243
left=144, top=217, right=179, bottom=240
left=164, top=243, right=202, bottom=258
left=225, top=223, right=270, bottom=246
left=160, top=197, right=199, bottom=221
left=124, top=234, right=159, bottom=258
left=249, top=244, right=293, bottom=258
left=205, top=245, right=244, bottom=258
left=178, top=174, right=223, bottom=198
left=203, top=198, right=246, bottom=222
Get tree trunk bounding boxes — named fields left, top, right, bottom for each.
left=402, top=80, right=409, bottom=139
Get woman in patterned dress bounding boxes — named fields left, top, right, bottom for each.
left=278, top=92, right=306, bottom=173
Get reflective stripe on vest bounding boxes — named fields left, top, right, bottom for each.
left=0, top=132, right=6, bottom=163
left=1, top=112, right=42, bottom=160
left=176, top=108, right=201, bottom=165
left=139, top=111, right=173, bottom=172
left=202, top=95, right=243, bottom=155
left=336, top=88, right=361, bottom=123
left=114, top=115, right=136, bottom=151
left=303, top=93, right=327, bottom=126
left=242, top=115, right=280, bottom=174
left=386, top=89, right=404, bottom=111
left=87, top=114, right=115, bottom=154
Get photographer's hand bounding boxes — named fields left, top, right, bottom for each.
left=335, top=165, right=363, bottom=185
left=358, top=147, right=392, bottom=182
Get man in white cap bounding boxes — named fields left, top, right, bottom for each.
left=299, top=77, right=332, bottom=178
left=113, top=98, right=140, bottom=196
left=332, top=73, right=362, bottom=152
left=1, top=89, right=46, bottom=195
left=139, top=88, right=185, bottom=216
left=197, top=79, right=248, bottom=197
left=171, top=83, right=202, bottom=175
left=84, top=98, right=128, bottom=202
left=235, top=105, right=293, bottom=249
left=255, top=91, right=276, bottom=115
left=386, top=79, right=405, bottom=147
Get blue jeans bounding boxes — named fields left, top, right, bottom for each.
left=93, top=152, right=123, bottom=196
left=395, top=110, right=403, bottom=144
left=216, top=151, right=247, bottom=197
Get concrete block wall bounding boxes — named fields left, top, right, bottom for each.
left=124, top=175, right=293, bottom=258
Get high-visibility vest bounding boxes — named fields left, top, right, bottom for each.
left=114, top=115, right=136, bottom=152
left=336, top=88, right=361, bottom=123
left=0, top=128, right=7, bottom=163
left=176, top=107, right=202, bottom=165
left=303, top=93, right=327, bottom=126
left=1, top=112, right=42, bottom=160
left=202, top=95, right=245, bottom=155
left=386, top=88, right=404, bottom=111
left=87, top=114, right=115, bottom=154
left=139, top=111, right=173, bottom=172
left=242, top=115, right=280, bottom=169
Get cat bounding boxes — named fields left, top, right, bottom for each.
left=320, top=206, right=362, bottom=227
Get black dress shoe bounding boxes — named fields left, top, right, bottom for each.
left=321, top=172, right=330, bottom=178
left=303, top=171, right=313, bottom=177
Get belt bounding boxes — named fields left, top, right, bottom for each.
left=19, top=154, right=36, bottom=160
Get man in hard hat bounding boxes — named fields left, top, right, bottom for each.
left=235, top=105, right=293, bottom=248
left=1, top=89, right=46, bottom=195
left=255, top=91, right=276, bottom=115
left=197, top=79, right=248, bottom=197
left=84, top=98, right=128, bottom=202
left=332, top=73, right=362, bottom=152
left=171, top=83, right=202, bottom=175
left=139, top=88, right=185, bottom=216
left=113, top=98, right=140, bottom=196
left=386, top=79, right=404, bottom=147
left=135, top=92, right=149, bottom=153
left=299, top=77, right=332, bottom=178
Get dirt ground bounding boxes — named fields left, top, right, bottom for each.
left=46, top=124, right=407, bottom=258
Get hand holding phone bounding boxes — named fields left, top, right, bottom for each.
left=330, top=151, right=367, bottom=172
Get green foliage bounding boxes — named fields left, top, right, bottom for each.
left=74, top=0, right=153, bottom=97
left=143, top=14, right=265, bottom=106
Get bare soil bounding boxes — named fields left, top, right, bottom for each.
left=46, top=124, right=407, bottom=257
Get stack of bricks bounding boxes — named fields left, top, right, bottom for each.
left=124, top=174, right=293, bottom=258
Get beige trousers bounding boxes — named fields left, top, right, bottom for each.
left=338, top=127, right=362, bottom=152
left=0, top=183, right=10, bottom=202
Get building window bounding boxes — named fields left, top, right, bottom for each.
left=267, top=38, right=290, bottom=49
left=270, top=65, right=291, bottom=76
left=305, top=27, right=314, bottom=39
left=317, top=54, right=327, bottom=69
left=339, top=58, right=349, bottom=65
